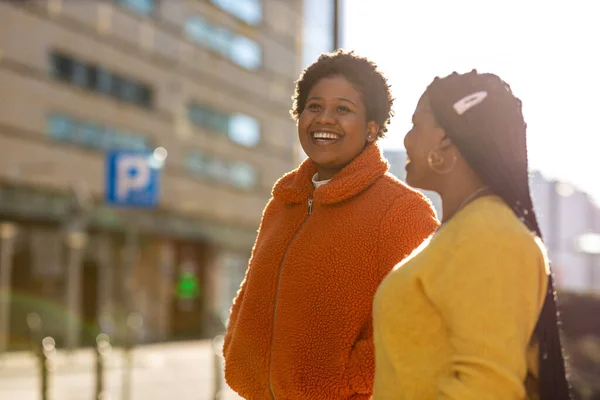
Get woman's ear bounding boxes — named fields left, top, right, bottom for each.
left=438, top=134, right=453, bottom=150
left=366, top=121, right=379, bottom=142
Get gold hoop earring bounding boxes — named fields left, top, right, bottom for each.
left=427, top=150, right=457, bottom=174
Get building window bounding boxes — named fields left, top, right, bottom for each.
left=71, top=60, right=90, bottom=87
left=114, top=0, right=155, bottom=15
left=96, top=67, right=113, bottom=94
left=47, top=114, right=75, bottom=141
left=229, top=36, right=262, bottom=70
left=187, top=103, right=261, bottom=147
left=205, top=158, right=230, bottom=181
left=210, top=0, right=262, bottom=25
left=47, top=113, right=152, bottom=152
left=184, top=16, right=262, bottom=70
left=229, top=162, right=258, bottom=189
left=49, top=51, right=154, bottom=109
left=77, top=122, right=104, bottom=148
left=49, top=53, right=74, bottom=82
left=228, top=113, right=260, bottom=147
left=186, top=153, right=258, bottom=190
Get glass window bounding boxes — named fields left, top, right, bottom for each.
left=186, top=152, right=258, bottom=190
left=99, top=128, right=116, bottom=150
left=114, top=77, right=153, bottom=107
left=49, top=53, right=74, bottom=81
left=77, top=122, right=103, bottom=148
left=210, top=26, right=233, bottom=56
left=136, top=85, right=152, bottom=108
left=229, top=162, right=257, bottom=189
left=228, top=113, right=260, bottom=147
left=115, top=0, right=155, bottom=15
left=114, top=131, right=138, bottom=150
left=188, top=103, right=229, bottom=134
left=186, top=153, right=208, bottom=174
left=188, top=104, right=210, bottom=128
left=86, top=65, right=99, bottom=91
left=48, top=51, right=153, bottom=109
left=47, top=114, right=149, bottom=152
left=96, top=67, right=113, bottom=94
left=208, top=112, right=230, bottom=134
left=210, top=0, right=262, bottom=25
left=185, top=16, right=262, bottom=70
left=184, top=17, right=213, bottom=45
left=71, top=61, right=90, bottom=87
left=47, top=114, right=75, bottom=141
left=110, top=74, right=125, bottom=100
left=205, top=158, right=230, bottom=181
left=230, top=36, right=262, bottom=70
left=120, top=132, right=149, bottom=151
left=120, top=78, right=138, bottom=102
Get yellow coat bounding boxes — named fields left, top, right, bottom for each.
left=373, top=196, right=547, bottom=400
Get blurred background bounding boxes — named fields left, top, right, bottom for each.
left=0, top=0, right=598, bottom=399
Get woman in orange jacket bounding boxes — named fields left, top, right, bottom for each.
left=223, top=50, right=439, bottom=400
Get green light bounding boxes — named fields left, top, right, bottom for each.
left=176, top=272, right=200, bottom=299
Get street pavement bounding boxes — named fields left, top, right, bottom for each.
left=0, top=339, right=242, bottom=400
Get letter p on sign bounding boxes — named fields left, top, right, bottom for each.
left=105, top=151, right=161, bottom=208
left=117, top=155, right=150, bottom=201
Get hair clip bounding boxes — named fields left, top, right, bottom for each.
left=453, top=91, right=488, bottom=115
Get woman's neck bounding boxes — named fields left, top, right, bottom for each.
left=440, top=183, right=491, bottom=224
left=315, top=167, right=340, bottom=181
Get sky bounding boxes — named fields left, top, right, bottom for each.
left=341, top=0, right=599, bottom=201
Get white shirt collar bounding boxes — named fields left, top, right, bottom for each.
left=312, top=173, right=330, bottom=189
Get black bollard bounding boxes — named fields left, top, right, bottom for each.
left=95, top=333, right=111, bottom=400
left=39, top=336, right=55, bottom=400
left=26, top=313, right=47, bottom=400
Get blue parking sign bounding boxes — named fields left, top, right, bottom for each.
left=105, top=150, right=161, bottom=208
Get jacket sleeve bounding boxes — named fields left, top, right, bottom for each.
left=222, top=199, right=273, bottom=357
left=427, top=234, right=548, bottom=399
left=347, top=193, right=439, bottom=394
left=377, top=192, right=439, bottom=272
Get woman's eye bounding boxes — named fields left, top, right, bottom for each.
left=337, top=106, right=351, bottom=112
left=307, top=103, right=321, bottom=111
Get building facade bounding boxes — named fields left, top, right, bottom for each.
left=530, top=171, right=600, bottom=293
left=0, top=0, right=305, bottom=350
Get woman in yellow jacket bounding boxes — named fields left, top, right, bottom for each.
left=373, top=71, right=571, bottom=399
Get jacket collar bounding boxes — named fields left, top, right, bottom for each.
left=272, top=142, right=389, bottom=205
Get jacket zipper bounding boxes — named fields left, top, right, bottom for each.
left=269, top=197, right=313, bottom=399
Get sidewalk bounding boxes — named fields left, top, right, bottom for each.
left=0, top=340, right=242, bottom=400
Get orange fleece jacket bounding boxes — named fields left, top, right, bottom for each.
left=223, top=143, right=439, bottom=399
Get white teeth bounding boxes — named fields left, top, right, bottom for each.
left=313, top=132, right=341, bottom=140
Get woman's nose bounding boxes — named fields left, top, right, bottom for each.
left=314, top=108, right=336, bottom=125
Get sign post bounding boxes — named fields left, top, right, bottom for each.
left=105, top=148, right=165, bottom=317
left=105, top=148, right=166, bottom=400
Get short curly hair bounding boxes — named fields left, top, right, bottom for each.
left=290, top=49, right=394, bottom=138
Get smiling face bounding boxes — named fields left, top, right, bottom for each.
left=403, top=93, right=449, bottom=191
left=298, top=75, right=378, bottom=180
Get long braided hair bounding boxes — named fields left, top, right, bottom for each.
left=426, top=70, right=571, bottom=399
